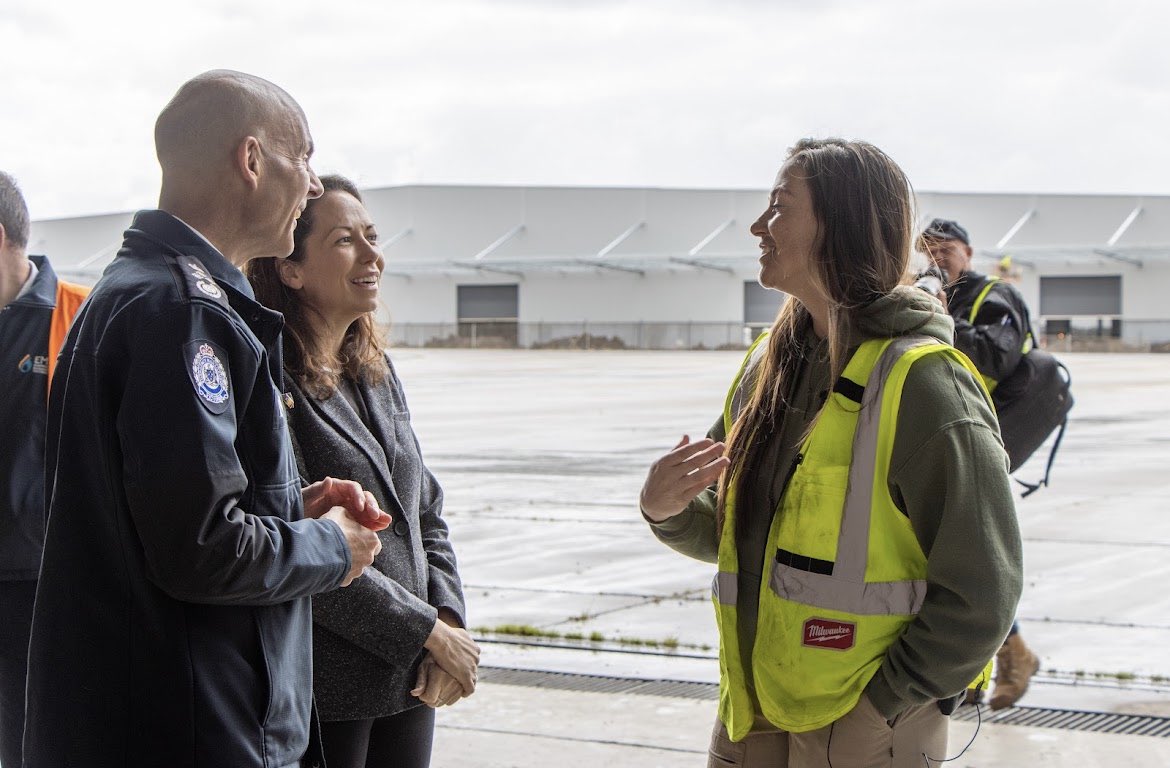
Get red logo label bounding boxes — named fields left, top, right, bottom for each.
left=802, top=618, right=856, bottom=650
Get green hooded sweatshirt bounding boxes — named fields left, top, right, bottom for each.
left=649, top=286, right=1023, bottom=722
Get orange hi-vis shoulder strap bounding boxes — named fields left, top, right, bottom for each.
left=47, top=280, right=90, bottom=398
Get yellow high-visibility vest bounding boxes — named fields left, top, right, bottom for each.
left=967, top=277, right=1034, bottom=393
left=713, top=334, right=992, bottom=739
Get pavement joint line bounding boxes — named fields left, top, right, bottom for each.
left=1027, top=675, right=1170, bottom=693
left=544, top=595, right=691, bottom=625
left=1024, top=537, right=1170, bottom=549
left=1017, top=616, right=1170, bottom=630
left=445, top=499, right=635, bottom=509
left=435, top=723, right=706, bottom=754
left=464, top=583, right=705, bottom=600
left=454, top=514, right=649, bottom=525
left=478, top=667, right=1170, bottom=737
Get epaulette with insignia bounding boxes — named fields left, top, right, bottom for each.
left=173, top=255, right=230, bottom=309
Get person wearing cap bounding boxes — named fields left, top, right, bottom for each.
left=918, top=219, right=1036, bottom=389
left=918, top=217, right=1040, bottom=711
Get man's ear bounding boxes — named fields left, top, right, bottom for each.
left=276, top=257, right=304, bottom=290
left=236, top=136, right=263, bottom=190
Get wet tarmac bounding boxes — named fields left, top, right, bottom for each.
left=388, top=349, right=1170, bottom=765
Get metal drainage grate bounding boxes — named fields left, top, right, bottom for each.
left=480, top=666, right=1170, bottom=738
left=952, top=704, right=1170, bottom=737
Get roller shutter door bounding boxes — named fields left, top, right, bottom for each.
left=1039, top=276, right=1121, bottom=316
left=457, top=284, right=519, bottom=321
left=744, top=281, right=784, bottom=325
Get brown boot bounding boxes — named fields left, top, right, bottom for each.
left=990, top=633, right=1040, bottom=710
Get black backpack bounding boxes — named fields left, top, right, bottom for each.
left=992, top=347, right=1074, bottom=496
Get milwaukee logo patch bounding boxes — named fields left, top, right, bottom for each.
left=802, top=618, right=856, bottom=650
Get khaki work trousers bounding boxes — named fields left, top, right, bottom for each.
left=707, top=695, right=948, bottom=768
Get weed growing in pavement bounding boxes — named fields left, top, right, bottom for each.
left=475, top=624, right=711, bottom=653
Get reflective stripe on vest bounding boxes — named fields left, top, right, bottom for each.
left=968, top=276, right=1034, bottom=393
left=713, top=571, right=737, bottom=605
left=713, top=334, right=990, bottom=739
left=723, top=331, right=770, bottom=438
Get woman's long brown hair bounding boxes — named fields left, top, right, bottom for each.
left=715, top=138, right=916, bottom=536
left=245, top=175, right=388, bottom=399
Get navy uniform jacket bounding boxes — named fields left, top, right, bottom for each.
left=0, top=255, right=71, bottom=579
left=25, top=211, right=351, bottom=768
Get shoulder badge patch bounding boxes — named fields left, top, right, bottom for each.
left=177, top=256, right=228, bottom=307
left=184, top=340, right=232, bottom=414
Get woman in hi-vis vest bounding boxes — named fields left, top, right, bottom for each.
left=640, top=138, right=1022, bottom=768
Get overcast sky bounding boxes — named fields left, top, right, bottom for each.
left=2, top=0, right=1167, bottom=219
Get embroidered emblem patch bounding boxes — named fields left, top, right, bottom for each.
left=195, top=279, right=221, bottom=298
left=191, top=344, right=229, bottom=405
left=802, top=618, right=856, bottom=651
left=180, top=257, right=223, bottom=299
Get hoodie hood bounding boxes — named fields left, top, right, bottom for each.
left=852, top=285, right=954, bottom=347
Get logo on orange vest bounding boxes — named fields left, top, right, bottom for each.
left=802, top=618, right=856, bottom=650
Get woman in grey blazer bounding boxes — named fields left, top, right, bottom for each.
left=248, top=175, right=478, bottom=768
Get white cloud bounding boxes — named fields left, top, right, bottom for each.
left=2, top=0, right=1168, bottom=219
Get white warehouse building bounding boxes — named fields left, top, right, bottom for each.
left=30, top=185, right=1170, bottom=350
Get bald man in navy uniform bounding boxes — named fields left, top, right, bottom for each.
left=25, top=71, right=389, bottom=768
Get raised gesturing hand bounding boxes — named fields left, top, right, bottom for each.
left=639, top=435, right=729, bottom=522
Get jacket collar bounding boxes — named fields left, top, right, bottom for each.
left=11, top=254, right=58, bottom=307
left=122, top=210, right=288, bottom=382
left=124, top=209, right=255, bottom=300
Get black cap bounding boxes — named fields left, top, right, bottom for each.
left=921, top=218, right=969, bottom=245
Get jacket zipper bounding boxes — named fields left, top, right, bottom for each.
left=781, top=452, right=804, bottom=493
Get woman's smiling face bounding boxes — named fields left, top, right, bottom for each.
left=281, top=190, right=384, bottom=330
left=750, top=161, right=821, bottom=304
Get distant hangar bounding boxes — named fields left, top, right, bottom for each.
left=30, top=185, right=1170, bottom=350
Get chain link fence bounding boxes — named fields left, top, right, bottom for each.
left=388, top=320, right=1170, bottom=352
left=1041, top=319, right=1170, bottom=353
left=388, top=321, right=764, bottom=350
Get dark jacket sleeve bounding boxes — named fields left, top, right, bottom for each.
left=417, top=462, right=465, bottom=622
left=311, top=558, right=439, bottom=666
left=118, top=302, right=349, bottom=605
left=393, top=368, right=466, bottom=626
left=952, top=283, right=1028, bottom=382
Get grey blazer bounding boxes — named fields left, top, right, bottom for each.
left=284, top=357, right=466, bottom=721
